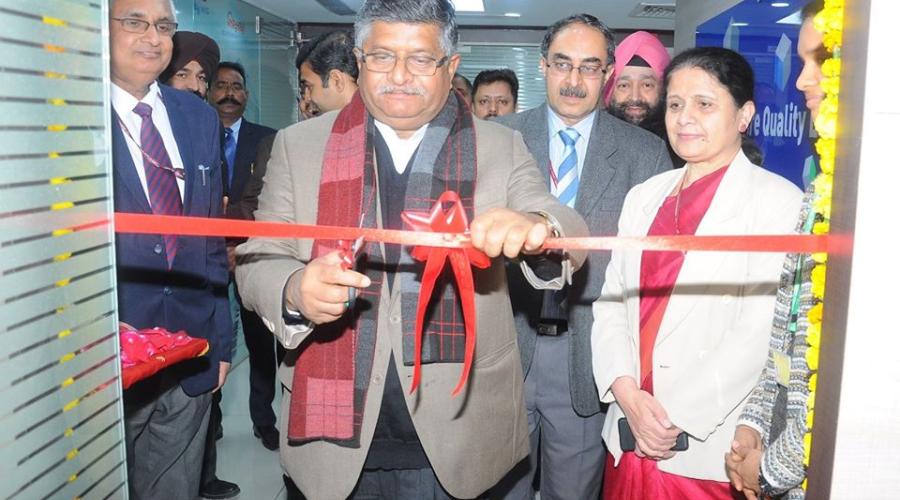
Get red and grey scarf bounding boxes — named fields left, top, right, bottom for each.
left=288, top=91, right=477, bottom=447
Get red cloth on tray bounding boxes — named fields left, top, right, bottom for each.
left=119, top=325, right=209, bottom=389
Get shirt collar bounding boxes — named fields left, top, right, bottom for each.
left=547, top=107, right=596, bottom=142
left=111, top=81, right=162, bottom=118
left=226, top=117, right=243, bottom=138
left=373, top=120, right=429, bottom=146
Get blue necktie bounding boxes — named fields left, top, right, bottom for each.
left=223, top=127, right=236, bottom=188
left=556, top=128, right=580, bottom=208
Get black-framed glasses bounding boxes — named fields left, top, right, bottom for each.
left=111, top=17, right=178, bottom=37
left=546, top=60, right=607, bottom=80
left=356, top=50, right=450, bottom=76
left=213, top=81, right=245, bottom=92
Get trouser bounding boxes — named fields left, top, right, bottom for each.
left=199, top=389, right=223, bottom=486
left=240, top=301, right=285, bottom=428
left=125, top=373, right=211, bottom=500
left=492, top=334, right=606, bottom=500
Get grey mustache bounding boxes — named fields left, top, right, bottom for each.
left=560, top=86, right=587, bottom=98
left=377, top=86, right=425, bottom=96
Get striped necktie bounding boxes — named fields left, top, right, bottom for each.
left=133, top=102, right=182, bottom=268
left=556, top=127, right=580, bottom=208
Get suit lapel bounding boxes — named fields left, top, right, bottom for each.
left=522, top=105, right=552, bottom=188
left=653, top=152, right=753, bottom=347
left=575, top=111, right=617, bottom=215
left=232, top=121, right=256, bottom=197
left=163, top=87, right=196, bottom=215
left=111, top=110, right=152, bottom=213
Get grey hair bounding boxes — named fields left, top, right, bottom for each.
left=110, top=0, right=178, bottom=21
left=354, top=0, right=458, bottom=56
left=541, top=14, right=616, bottom=65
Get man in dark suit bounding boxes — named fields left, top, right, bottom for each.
left=495, top=14, right=672, bottom=500
left=109, top=1, right=232, bottom=498
left=209, top=61, right=279, bottom=450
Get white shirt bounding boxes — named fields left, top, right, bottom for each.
left=547, top=108, right=595, bottom=198
left=111, top=81, right=185, bottom=202
left=373, top=120, right=429, bottom=173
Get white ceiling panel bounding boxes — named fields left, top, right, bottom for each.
left=245, top=0, right=676, bottom=30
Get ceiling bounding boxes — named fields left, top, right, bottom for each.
left=245, top=0, right=677, bottom=31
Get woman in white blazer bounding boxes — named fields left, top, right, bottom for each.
left=592, top=47, right=804, bottom=499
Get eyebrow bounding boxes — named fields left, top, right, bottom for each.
left=117, top=10, right=174, bottom=22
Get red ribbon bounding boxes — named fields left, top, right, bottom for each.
left=109, top=203, right=850, bottom=399
left=400, top=191, right=490, bottom=396
left=112, top=213, right=847, bottom=254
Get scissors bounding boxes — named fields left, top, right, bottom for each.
left=339, top=235, right=366, bottom=308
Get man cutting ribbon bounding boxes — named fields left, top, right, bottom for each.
left=234, top=1, right=587, bottom=499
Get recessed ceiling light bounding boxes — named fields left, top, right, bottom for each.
left=771, top=2, right=790, bottom=6
left=731, top=21, right=749, bottom=27
left=452, top=0, right=485, bottom=12
left=504, top=12, right=521, bottom=17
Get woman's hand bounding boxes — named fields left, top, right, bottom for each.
left=611, top=376, right=682, bottom=459
left=725, top=425, right=763, bottom=496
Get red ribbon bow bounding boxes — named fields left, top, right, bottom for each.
left=401, top=191, right=490, bottom=396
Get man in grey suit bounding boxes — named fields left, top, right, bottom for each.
left=235, top=1, right=588, bottom=498
left=494, top=14, right=672, bottom=500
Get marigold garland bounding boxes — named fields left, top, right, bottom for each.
left=803, top=0, right=843, bottom=479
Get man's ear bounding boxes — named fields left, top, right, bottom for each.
left=330, top=69, right=344, bottom=92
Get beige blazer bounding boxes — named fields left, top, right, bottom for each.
left=591, top=150, right=803, bottom=481
left=235, top=111, right=587, bottom=500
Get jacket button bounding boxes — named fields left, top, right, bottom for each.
left=163, top=287, right=173, bottom=296
left=390, top=316, right=400, bottom=324
left=153, top=243, right=163, bottom=254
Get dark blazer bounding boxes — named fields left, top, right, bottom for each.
left=112, top=84, right=232, bottom=397
left=236, top=133, right=274, bottom=221
left=497, top=104, right=672, bottom=416
left=225, top=119, right=276, bottom=219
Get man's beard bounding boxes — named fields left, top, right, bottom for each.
left=609, top=99, right=662, bottom=129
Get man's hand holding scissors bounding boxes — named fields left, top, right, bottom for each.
left=285, top=237, right=370, bottom=325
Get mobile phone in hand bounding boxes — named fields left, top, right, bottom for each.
left=618, top=417, right=689, bottom=452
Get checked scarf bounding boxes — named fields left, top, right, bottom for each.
left=288, top=90, right=477, bottom=446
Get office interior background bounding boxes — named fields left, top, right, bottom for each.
left=0, top=0, right=896, bottom=498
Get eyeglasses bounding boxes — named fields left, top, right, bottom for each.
left=357, top=50, right=450, bottom=77
left=213, top=81, right=245, bottom=92
left=111, top=17, right=178, bottom=37
left=546, top=60, right=607, bottom=79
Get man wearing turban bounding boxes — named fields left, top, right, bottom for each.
left=603, top=31, right=682, bottom=167
left=161, top=31, right=220, bottom=99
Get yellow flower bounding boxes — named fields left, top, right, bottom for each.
left=809, top=372, right=818, bottom=392
left=813, top=221, right=830, bottom=235
left=812, top=194, right=832, bottom=219
left=803, top=479, right=809, bottom=490
left=821, top=76, right=841, bottom=96
left=812, top=252, right=828, bottom=264
left=811, top=264, right=827, bottom=298
left=815, top=108, right=838, bottom=140
left=806, top=345, right=820, bottom=371
left=822, top=58, right=841, bottom=78
left=803, top=432, right=812, bottom=466
left=819, top=154, right=835, bottom=176
left=814, top=173, right=834, bottom=195
left=807, top=322, right=821, bottom=349
left=808, top=302, right=824, bottom=324
left=807, top=408, right=815, bottom=428
left=824, top=29, right=843, bottom=52
left=808, top=389, right=816, bottom=411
